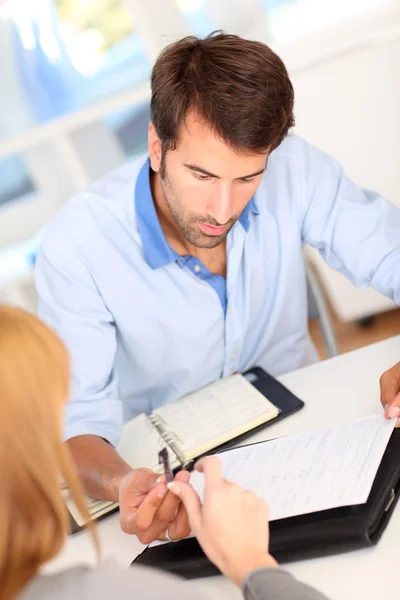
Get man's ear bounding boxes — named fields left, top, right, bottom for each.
left=148, top=122, right=162, bottom=172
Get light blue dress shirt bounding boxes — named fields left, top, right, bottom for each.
left=35, top=135, right=400, bottom=446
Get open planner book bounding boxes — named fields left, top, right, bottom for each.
left=64, top=372, right=280, bottom=528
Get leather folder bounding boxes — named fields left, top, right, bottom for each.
left=132, top=428, right=400, bottom=579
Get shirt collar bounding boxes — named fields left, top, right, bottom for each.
left=135, top=158, right=259, bottom=270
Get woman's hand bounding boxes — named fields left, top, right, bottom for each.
left=168, top=456, right=277, bottom=586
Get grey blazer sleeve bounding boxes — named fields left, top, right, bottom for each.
left=243, top=568, right=330, bottom=600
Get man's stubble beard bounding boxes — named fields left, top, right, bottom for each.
left=159, top=167, right=234, bottom=250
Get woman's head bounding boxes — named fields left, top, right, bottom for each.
left=0, top=306, right=93, bottom=600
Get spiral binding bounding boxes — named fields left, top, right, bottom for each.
left=149, top=414, right=186, bottom=466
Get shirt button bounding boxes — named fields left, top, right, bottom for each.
left=227, top=306, right=232, bottom=313
left=231, top=353, right=238, bottom=360
left=194, top=264, right=201, bottom=273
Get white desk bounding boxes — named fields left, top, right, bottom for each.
left=48, top=336, right=400, bottom=600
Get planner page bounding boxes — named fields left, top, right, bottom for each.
left=152, top=373, right=280, bottom=461
left=190, top=414, right=395, bottom=520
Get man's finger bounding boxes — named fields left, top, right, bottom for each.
left=380, top=365, right=400, bottom=409
left=155, top=488, right=181, bottom=523
left=131, top=483, right=168, bottom=531
left=168, top=481, right=202, bottom=533
left=167, top=499, right=191, bottom=540
left=154, top=470, right=190, bottom=522
left=387, top=392, right=400, bottom=419
left=388, top=405, right=400, bottom=419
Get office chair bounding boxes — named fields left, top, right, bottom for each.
left=306, top=262, right=339, bottom=359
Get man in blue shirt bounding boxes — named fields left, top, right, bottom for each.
left=36, top=32, right=400, bottom=543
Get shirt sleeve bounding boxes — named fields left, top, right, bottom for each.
left=299, top=139, right=400, bottom=304
left=35, top=241, right=123, bottom=446
left=243, top=568, right=330, bottom=600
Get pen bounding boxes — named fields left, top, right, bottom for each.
left=158, top=448, right=174, bottom=483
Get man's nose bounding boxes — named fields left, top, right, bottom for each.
left=208, top=183, right=233, bottom=225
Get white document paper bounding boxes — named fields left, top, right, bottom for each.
left=190, top=414, right=395, bottom=521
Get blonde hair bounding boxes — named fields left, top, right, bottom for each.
left=0, top=306, right=98, bottom=600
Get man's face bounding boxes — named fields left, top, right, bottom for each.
left=149, top=113, right=269, bottom=249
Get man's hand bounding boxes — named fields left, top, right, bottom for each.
left=67, top=435, right=191, bottom=543
left=380, top=362, right=400, bottom=427
left=119, top=468, right=191, bottom=544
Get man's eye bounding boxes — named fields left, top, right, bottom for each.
left=239, top=177, right=255, bottom=184
left=193, top=173, right=212, bottom=181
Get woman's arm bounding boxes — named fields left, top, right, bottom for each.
left=168, top=457, right=331, bottom=600
left=243, top=568, right=329, bottom=600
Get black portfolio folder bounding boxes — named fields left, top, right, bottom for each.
left=132, top=428, right=400, bottom=579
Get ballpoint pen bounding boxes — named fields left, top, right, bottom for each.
left=158, top=447, right=174, bottom=483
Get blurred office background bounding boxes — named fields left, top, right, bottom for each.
left=0, top=0, right=399, bottom=356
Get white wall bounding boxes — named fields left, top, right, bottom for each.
left=278, top=8, right=400, bottom=320
left=292, top=39, right=400, bottom=209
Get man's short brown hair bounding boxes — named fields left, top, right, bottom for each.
left=151, top=31, right=295, bottom=155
